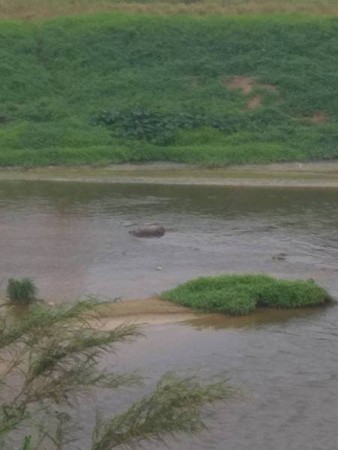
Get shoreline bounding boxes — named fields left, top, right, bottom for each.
left=96, top=297, right=202, bottom=327
left=0, top=161, right=338, bottom=188
left=94, top=297, right=325, bottom=329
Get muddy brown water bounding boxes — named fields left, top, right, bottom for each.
left=1, top=180, right=338, bottom=449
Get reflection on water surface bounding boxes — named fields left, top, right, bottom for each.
left=185, top=305, right=328, bottom=330
left=1, top=180, right=338, bottom=450
left=1, top=181, right=338, bottom=301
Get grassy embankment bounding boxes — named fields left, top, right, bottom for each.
left=161, top=274, right=332, bottom=316
left=1, top=12, right=338, bottom=166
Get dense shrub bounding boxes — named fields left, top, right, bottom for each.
left=161, top=274, right=332, bottom=316
left=94, top=108, right=177, bottom=145
left=93, top=108, right=232, bottom=145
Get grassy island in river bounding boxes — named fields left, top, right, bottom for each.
left=161, top=274, right=333, bottom=316
left=1, top=12, right=338, bottom=167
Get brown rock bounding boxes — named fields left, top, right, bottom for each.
left=129, top=225, right=166, bottom=238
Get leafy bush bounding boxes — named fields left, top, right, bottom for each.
left=0, top=300, right=235, bottom=449
left=161, top=274, right=333, bottom=316
left=93, top=108, right=239, bottom=145
left=94, top=108, right=177, bottom=145
left=6, top=277, right=37, bottom=305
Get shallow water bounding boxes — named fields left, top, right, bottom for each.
left=1, top=180, right=338, bottom=449
left=1, top=181, right=338, bottom=301
left=106, top=307, right=338, bottom=450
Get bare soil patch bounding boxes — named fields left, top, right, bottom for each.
left=307, top=111, right=329, bottom=125
left=226, top=76, right=278, bottom=96
left=226, top=76, right=255, bottom=95
left=226, top=76, right=277, bottom=110
left=246, top=95, right=262, bottom=110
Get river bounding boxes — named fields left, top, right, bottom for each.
left=1, top=180, right=338, bottom=449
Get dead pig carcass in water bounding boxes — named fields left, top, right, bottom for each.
left=129, top=225, right=166, bottom=238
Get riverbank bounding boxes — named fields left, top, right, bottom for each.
left=1, top=161, right=338, bottom=188
left=91, top=296, right=328, bottom=329
left=2, top=14, right=338, bottom=167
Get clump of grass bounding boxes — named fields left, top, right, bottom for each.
left=161, top=274, right=333, bottom=316
left=6, top=277, right=38, bottom=305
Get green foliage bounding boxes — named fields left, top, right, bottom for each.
left=21, top=436, right=32, bottom=450
left=94, top=108, right=230, bottom=145
left=94, top=108, right=177, bottom=145
left=1, top=14, right=338, bottom=166
left=92, top=373, right=233, bottom=449
left=0, top=300, right=235, bottom=449
left=6, top=278, right=37, bottom=305
left=161, top=274, right=333, bottom=315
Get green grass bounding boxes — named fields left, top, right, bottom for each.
left=6, top=277, right=38, bottom=305
left=1, top=14, right=338, bottom=166
left=161, top=274, right=333, bottom=315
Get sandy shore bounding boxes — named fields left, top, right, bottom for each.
left=92, top=296, right=323, bottom=330
left=1, top=161, right=338, bottom=188
left=96, top=297, right=202, bottom=327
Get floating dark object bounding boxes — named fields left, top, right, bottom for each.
left=272, top=252, right=287, bottom=261
left=129, top=225, right=166, bottom=238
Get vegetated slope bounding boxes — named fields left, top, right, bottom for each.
left=1, top=14, right=338, bottom=166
